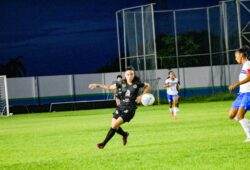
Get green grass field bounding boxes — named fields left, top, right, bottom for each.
left=1, top=101, right=250, bottom=170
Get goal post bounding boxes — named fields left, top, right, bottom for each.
left=0, top=75, right=10, bottom=116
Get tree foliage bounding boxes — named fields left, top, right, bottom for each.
left=96, top=31, right=226, bottom=72
left=0, top=56, right=26, bottom=77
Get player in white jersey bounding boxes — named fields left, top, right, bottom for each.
left=163, top=71, right=180, bottom=120
left=228, top=45, right=250, bottom=142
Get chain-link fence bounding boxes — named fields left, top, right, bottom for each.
left=116, top=0, right=250, bottom=99
left=116, top=4, right=159, bottom=101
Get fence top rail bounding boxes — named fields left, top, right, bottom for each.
left=155, top=5, right=220, bottom=13
left=116, top=3, right=155, bottom=13
left=120, top=49, right=238, bottom=60
left=117, top=0, right=249, bottom=14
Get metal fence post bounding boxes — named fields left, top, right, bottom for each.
left=207, top=8, right=215, bottom=93
left=122, top=9, right=127, bottom=68
left=141, top=6, right=147, bottom=81
left=221, top=1, right=231, bottom=86
left=173, top=11, right=180, bottom=80
left=236, top=0, right=243, bottom=48
left=116, top=12, right=122, bottom=73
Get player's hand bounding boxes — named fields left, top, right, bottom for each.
left=88, top=84, right=97, bottom=89
left=166, top=83, right=172, bottom=87
left=228, top=83, right=237, bottom=91
left=135, top=95, right=142, bottom=104
left=163, top=83, right=169, bottom=88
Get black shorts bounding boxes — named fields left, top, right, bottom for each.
left=113, top=107, right=136, bottom=122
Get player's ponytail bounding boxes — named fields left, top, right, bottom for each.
left=237, top=45, right=250, bottom=58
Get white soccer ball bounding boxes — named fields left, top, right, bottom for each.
left=141, top=93, right=155, bottom=106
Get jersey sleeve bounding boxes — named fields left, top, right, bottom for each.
left=245, top=62, right=250, bottom=74
left=165, top=79, right=169, bottom=84
left=138, top=82, right=145, bottom=88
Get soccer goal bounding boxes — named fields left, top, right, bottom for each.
left=49, top=99, right=115, bottom=112
left=0, top=75, right=10, bottom=116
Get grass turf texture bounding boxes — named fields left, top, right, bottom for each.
left=1, top=101, right=250, bottom=170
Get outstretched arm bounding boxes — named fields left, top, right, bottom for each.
left=141, top=83, right=150, bottom=95
left=88, top=83, right=116, bottom=91
left=229, top=74, right=250, bottom=91
left=162, top=83, right=171, bottom=88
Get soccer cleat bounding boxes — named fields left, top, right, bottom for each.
left=96, top=142, right=106, bottom=149
left=243, top=138, right=250, bottom=143
left=122, top=132, right=129, bottom=146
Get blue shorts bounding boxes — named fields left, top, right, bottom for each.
left=231, top=93, right=250, bottom=111
left=167, top=94, right=178, bottom=102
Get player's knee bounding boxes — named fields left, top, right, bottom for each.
left=228, top=113, right=235, bottom=119
left=169, top=102, right=173, bottom=107
left=236, top=114, right=244, bottom=120
left=228, top=109, right=237, bottom=120
left=228, top=111, right=237, bottom=119
left=111, top=121, right=122, bottom=129
left=111, top=123, right=119, bottom=129
left=228, top=113, right=238, bottom=119
left=173, top=102, right=177, bottom=107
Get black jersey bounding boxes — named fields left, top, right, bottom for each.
left=116, top=80, right=145, bottom=108
left=114, top=80, right=123, bottom=99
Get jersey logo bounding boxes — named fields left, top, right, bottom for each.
left=124, top=110, right=128, bottom=113
left=133, top=84, right=137, bottom=88
left=125, top=90, right=131, bottom=97
left=241, top=70, right=246, bottom=74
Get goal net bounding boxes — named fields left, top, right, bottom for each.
left=0, top=75, right=10, bottom=116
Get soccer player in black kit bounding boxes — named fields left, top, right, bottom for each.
left=88, top=67, right=150, bottom=149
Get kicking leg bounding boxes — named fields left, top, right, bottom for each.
left=237, top=108, right=250, bottom=142
left=97, top=117, right=124, bottom=149
left=169, top=101, right=173, bottom=117
left=112, top=118, right=129, bottom=145
left=173, top=96, right=179, bottom=120
left=228, top=108, right=238, bottom=121
left=112, top=117, right=129, bottom=145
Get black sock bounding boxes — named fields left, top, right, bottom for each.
left=116, top=127, right=126, bottom=136
left=102, top=128, right=116, bottom=145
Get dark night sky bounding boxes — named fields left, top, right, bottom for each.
left=0, top=0, right=220, bottom=76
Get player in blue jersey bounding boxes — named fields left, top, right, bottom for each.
left=228, top=45, right=250, bottom=142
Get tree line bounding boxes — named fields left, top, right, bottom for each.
left=0, top=56, right=26, bottom=77
left=96, top=31, right=232, bottom=72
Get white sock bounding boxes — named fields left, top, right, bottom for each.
left=239, top=119, right=250, bottom=138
